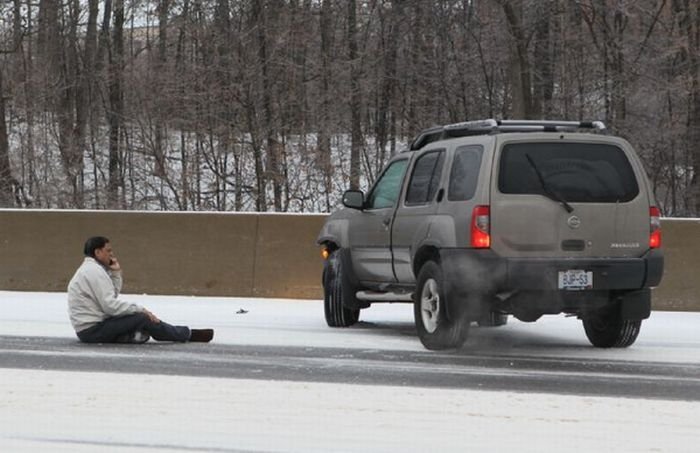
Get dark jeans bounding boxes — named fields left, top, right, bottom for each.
left=77, top=312, right=190, bottom=343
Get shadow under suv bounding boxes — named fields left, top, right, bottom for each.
left=317, top=119, right=664, bottom=350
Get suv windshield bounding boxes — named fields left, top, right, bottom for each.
left=498, top=142, right=639, bottom=203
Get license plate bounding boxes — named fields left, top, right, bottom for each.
left=558, top=270, right=593, bottom=290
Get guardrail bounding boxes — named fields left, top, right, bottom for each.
left=0, top=210, right=697, bottom=311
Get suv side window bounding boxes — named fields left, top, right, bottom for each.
left=366, top=159, right=409, bottom=209
left=448, top=145, right=483, bottom=201
left=405, top=150, right=445, bottom=205
left=499, top=142, right=639, bottom=202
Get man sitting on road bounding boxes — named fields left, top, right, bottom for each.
left=67, top=236, right=214, bottom=344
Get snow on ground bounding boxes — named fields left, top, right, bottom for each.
left=2, top=290, right=700, bottom=363
left=1, top=368, right=698, bottom=453
left=1, top=290, right=700, bottom=452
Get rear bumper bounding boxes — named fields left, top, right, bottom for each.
left=440, top=248, right=663, bottom=292
left=439, top=248, right=663, bottom=321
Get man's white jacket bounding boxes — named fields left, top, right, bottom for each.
left=67, top=257, right=144, bottom=332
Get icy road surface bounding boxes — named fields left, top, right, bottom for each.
left=1, top=291, right=699, bottom=452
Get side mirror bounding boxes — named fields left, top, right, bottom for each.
left=342, top=190, right=365, bottom=210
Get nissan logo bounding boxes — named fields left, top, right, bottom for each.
left=567, top=215, right=581, bottom=229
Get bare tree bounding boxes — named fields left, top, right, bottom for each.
left=246, top=0, right=268, bottom=211
left=254, top=0, right=282, bottom=210
left=347, top=0, right=362, bottom=190
left=38, top=0, right=84, bottom=206
left=318, top=0, right=334, bottom=210
left=0, top=68, right=16, bottom=207
left=494, top=0, right=538, bottom=118
left=374, top=0, right=401, bottom=173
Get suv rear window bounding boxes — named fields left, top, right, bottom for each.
left=498, top=142, right=639, bottom=202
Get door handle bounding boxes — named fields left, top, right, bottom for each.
left=382, top=217, right=391, bottom=227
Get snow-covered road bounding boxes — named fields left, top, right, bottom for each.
left=1, top=291, right=699, bottom=452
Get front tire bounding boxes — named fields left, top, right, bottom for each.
left=414, top=261, right=468, bottom=350
left=582, top=306, right=641, bottom=348
left=323, top=250, right=360, bottom=327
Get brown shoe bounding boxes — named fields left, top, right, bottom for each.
left=189, top=328, right=214, bottom=342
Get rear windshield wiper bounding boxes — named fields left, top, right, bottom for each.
left=525, top=153, right=574, bottom=213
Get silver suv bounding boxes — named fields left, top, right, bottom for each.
left=317, top=119, right=664, bottom=350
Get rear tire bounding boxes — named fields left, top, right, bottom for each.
left=582, top=307, right=641, bottom=348
left=323, top=250, right=360, bottom=327
left=414, top=261, right=468, bottom=350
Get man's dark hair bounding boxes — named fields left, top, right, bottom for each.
left=84, top=236, right=110, bottom=257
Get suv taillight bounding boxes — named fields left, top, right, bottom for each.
left=649, top=207, right=661, bottom=249
left=471, top=205, right=491, bottom=248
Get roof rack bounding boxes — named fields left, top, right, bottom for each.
left=409, top=119, right=607, bottom=151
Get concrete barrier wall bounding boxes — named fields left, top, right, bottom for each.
left=0, top=210, right=325, bottom=299
left=0, top=210, right=698, bottom=311
left=652, top=219, right=700, bottom=311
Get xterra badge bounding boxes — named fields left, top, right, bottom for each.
left=610, top=242, right=641, bottom=249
